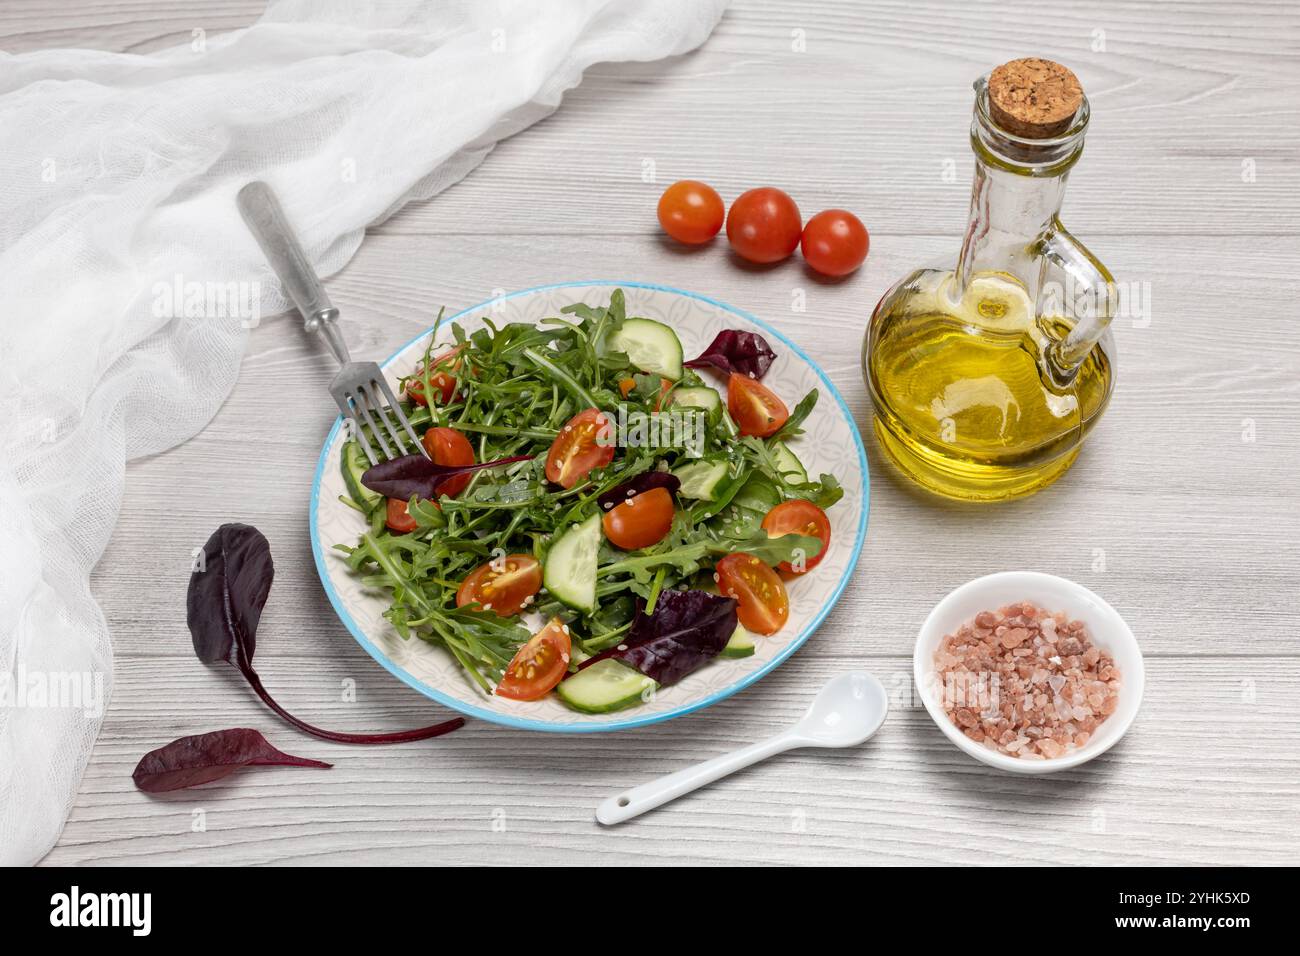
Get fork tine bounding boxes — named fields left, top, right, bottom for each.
left=351, top=386, right=394, bottom=461
left=348, top=411, right=380, bottom=466
left=374, top=375, right=428, bottom=458
left=360, top=379, right=410, bottom=457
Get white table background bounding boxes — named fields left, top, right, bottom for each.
left=10, top=0, right=1298, bottom=865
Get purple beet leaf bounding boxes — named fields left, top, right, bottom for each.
left=582, top=589, right=737, bottom=686
left=189, top=523, right=272, bottom=667
left=597, top=471, right=681, bottom=512
left=684, top=330, right=777, bottom=379
left=133, top=728, right=331, bottom=793
left=188, top=523, right=464, bottom=744
left=361, top=452, right=533, bottom=500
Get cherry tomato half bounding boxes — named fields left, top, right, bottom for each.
left=726, top=187, right=802, bottom=264
left=727, top=372, right=790, bottom=438
left=406, top=345, right=465, bottom=406
left=602, top=486, right=675, bottom=551
left=801, top=209, right=869, bottom=277
left=385, top=497, right=419, bottom=534
left=422, top=426, right=476, bottom=497
left=456, top=554, right=542, bottom=616
left=716, top=553, right=790, bottom=635
left=762, top=500, right=832, bottom=573
left=545, top=408, right=615, bottom=488
left=496, top=618, right=572, bottom=701
left=657, top=180, right=725, bottom=245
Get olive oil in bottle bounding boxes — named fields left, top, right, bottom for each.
left=864, top=59, right=1117, bottom=501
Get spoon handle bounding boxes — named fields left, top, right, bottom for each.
left=596, top=733, right=802, bottom=825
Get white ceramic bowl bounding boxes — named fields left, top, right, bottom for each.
left=913, top=571, right=1144, bottom=774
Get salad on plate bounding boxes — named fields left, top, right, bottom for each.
left=334, top=289, right=844, bottom=714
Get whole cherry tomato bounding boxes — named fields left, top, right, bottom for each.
left=726, top=187, right=802, bottom=264
left=801, top=209, right=869, bottom=277
left=657, top=180, right=725, bottom=245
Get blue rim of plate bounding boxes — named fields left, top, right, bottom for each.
left=309, top=280, right=870, bottom=733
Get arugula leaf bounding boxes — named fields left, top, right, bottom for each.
left=771, top=388, right=818, bottom=441
left=596, top=529, right=820, bottom=584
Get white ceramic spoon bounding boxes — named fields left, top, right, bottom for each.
left=596, top=672, right=889, bottom=825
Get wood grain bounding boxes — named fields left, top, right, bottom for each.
left=5, top=0, right=1297, bottom=865
left=44, top=654, right=1300, bottom=866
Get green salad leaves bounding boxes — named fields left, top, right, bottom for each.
left=334, top=290, right=842, bottom=697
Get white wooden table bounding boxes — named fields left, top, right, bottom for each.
left=13, top=0, right=1299, bottom=865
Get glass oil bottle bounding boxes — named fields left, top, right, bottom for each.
left=864, top=58, right=1117, bottom=501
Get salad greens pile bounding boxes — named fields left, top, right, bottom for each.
left=334, top=289, right=843, bottom=711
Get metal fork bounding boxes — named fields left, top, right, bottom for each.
left=236, top=180, right=426, bottom=465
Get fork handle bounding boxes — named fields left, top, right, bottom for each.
left=237, top=180, right=350, bottom=365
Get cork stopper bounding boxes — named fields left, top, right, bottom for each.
left=987, top=58, right=1083, bottom=138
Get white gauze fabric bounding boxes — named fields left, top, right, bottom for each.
left=0, top=0, right=729, bottom=865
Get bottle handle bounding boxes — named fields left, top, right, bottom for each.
left=1035, top=217, right=1117, bottom=384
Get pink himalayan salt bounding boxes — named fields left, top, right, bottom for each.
left=935, top=601, right=1121, bottom=759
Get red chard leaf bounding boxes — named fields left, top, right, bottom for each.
left=361, top=452, right=533, bottom=500
left=597, top=471, right=681, bottom=512
left=186, top=522, right=465, bottom=745
left=133, top=728, right=331, bottom=793
left=188, top=523, right=272, bottom=666
left=684, top=330, right=777, bottom=379
left=582, top=589, right=737, bottom=686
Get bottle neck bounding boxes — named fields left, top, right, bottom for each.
left=953, top=77, right=1089, bottom=298
left=954, top=161, right=1069, bottom=293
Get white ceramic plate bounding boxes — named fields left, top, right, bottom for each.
left=309, top=281, right=869, bottom=732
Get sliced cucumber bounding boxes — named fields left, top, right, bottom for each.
left=609, top=318, right=683, bottom=381
left=770, top=441, right=808, bottom=484
left=720, top=623, right=756, bottom=659
left=543, top=513, right=602, bottom=612
left=672, top=459, right=731, bottom=500
left=669, top=385, right=721, bottom=415
left=556, top=659, right=658, bottom=714
left=341, top=440, right=381, bottom=510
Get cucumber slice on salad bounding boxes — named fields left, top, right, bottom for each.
left=341, top=440, right=381, bottom=509
left=609, top=318, right=683, bottom=381
left=669, top=385, right=721, bottom=415
left=672, top=459, right=731, bottom=500
left=770, top=441, right=808, bottom=484
left=556, top=658, right=658, bottom=714
left=543, top=512, right=602, bottom=612
left=720, top=623, right=756, bottom=659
